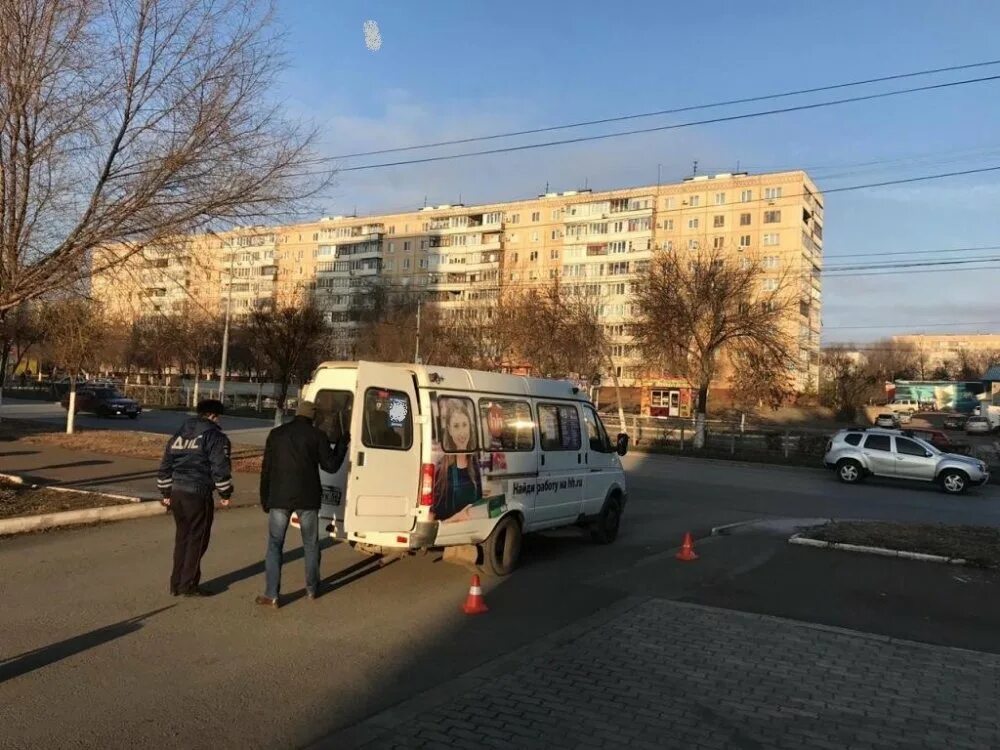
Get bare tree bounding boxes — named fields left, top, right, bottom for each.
left=632, top=248, right=797, bottom=448
left=0, top=0, right=326, bottom=320
left=38, top=297, right=111, bottom=433
left=0, top=303, right=43, bottom=420
left=247, top=299, right=329, bottom=424
left=865, top=339, right=918, bottom=383
left=819, top=347, right=873, bottom=421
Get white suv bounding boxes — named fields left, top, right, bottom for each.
left=823, top=428, right=990, bottom=494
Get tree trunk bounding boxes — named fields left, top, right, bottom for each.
left=0, top=338, right=10, bottom=424
left=274, top=376, right=290, bottom=427
left=256, top=381, right=263, bottom=412
left=193, top=377, right=200, bottom=410
left=67, top=377, right=77, bottom=434
left=694, top=381, right=709, bottom=449
left=605, top=353, right=627, bottom=437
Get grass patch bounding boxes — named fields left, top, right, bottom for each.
left=0, top=478, right=132, bottom=519
left=2, top=422, right=263, bottom=471
left=804, top=521, right=1000, bottom=568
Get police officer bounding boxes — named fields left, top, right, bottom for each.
left=157, top=399, right=234, bottom=597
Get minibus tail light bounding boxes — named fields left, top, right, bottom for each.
left=419, top=463, right=435, bottom=506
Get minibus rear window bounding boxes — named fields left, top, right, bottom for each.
left=362, top=388, right=413, bottom=450
left=314, top=390, right=353, bottom=443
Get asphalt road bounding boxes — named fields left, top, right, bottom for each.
left=2, top=453, right=1000, bottom=749
left=1, top=400, right=276, bottom=446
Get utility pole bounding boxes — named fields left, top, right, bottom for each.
left=219, top=245, right=234, bottom=401
left=414, top=296, right=422, bottom=364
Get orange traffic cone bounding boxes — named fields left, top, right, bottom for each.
left=462, top=574, right=489, bottom=615
left=676, top=532, right=699, bottom=562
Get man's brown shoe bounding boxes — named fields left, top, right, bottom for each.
left=255, top=595, right=279, bottom=609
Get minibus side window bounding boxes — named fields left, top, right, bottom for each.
left=314, top=389, right=353, bottom=443
left=362, top=388, right=413, bottom=450
left=538, top=403, right=582, bottom=451
left=478, top=399, right=534, bottom=451
left=582, top=405, right=612, bottom=453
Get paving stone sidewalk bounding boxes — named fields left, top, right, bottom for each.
left=326, top=598, right=1000, bottom=750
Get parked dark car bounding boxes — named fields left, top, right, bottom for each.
left=943, top=414, right=968, bottom=431
left=61, top=388, right=141, bottom=419
left=902, top=428, right=971, bottom=455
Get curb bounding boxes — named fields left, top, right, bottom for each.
left=788, top=533, right=968, bottom=565
left=0, top=472, right=142, bottom=503
left=0, top=501, right=167, bottom=535
left=0, top=472, right=163, bottom=535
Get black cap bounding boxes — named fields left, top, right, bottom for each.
left=197, top=399, right=225, bottom=417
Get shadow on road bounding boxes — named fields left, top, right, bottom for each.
left=201, top=538, right=338, bottom=593
left=0, top=450, right=39, bottom=458
left=0, top=605, right=175, bottom=684
left=11, top=459, right=114, bottom=472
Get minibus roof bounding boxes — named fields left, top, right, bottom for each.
left=313, top=361, right=591, bottom=402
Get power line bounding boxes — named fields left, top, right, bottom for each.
left=321, top=58, right=1000, bottom=161
left=311, top=74, right=1000, bottom=174
left=825, top=244, right=1000, bottom=260
left=824, top=264, right=1000, bottom=279
left=824, top=255, right=1000, bottom=272
left=825, top=320, right=1000, bottom=330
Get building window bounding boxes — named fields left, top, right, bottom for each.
left=739, top=256, right=751, bottom=269
left=763, top=233, right=780, bottom=246
left=531, top=231, right=539, bottom=242
left=740, top=189, right=753, bottom=202
left=688, top=239, right=699, bottom=250
left=764, top=187, right=782, bottom=200
left=508, top=213, right=520, bottom=224
left=384, top=260, right=394, bottom=271
left=663, top=219, right=674, bottom=230
left=529, top=251, right=538, bottom=261
left=739, top=213, right=751, bottom=226
left=714, top=192, right=726, bottom=206
left=688, top=195, right=700, bottom=207
left=664, top=197, right=676, bottom=210
left=550, top=248, right=559, bottom=259
left=531, top=211, right=540, bottom=222
left=762, top=278, right=779, bottom=292
left=713, top=215, right=725, bottom=228
left=713, top=237, right=725, bottom=250
left=687, top=218, right=699, bottom=229
left=388, top=242, right=395, bottom=253
left=739, top=235, right=751, bottom=248
left=403, top=241, right=411, bottom=251
left=511, top=252, right=518, bottom=263
left=763, top=210, right=781, bottom=224
left=419, top=258, right=428, bottom=269
left=763, top=255, right=780, bottom=269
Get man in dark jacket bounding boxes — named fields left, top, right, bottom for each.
left=256, top=400, right=349, bottom=608
left=158, top=399, right=233, bottom=597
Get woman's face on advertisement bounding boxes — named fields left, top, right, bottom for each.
left=448, top=410, right=471, bottom=451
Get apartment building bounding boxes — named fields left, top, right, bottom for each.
left=891, top=334, right=1000, bottom=371
left=94, top=170, right=823, bottom=393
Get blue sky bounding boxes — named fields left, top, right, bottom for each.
left=274, top=0, right=1000, bottom=342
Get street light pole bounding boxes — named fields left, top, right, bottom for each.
left=219, top=246, right=234, bottom=401
left=414, top=296, right=422, bottom=364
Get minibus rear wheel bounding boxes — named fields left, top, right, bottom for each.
left=482, top=515, right=522, bottom=577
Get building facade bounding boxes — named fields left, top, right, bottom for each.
left=890, top=334, right=1000, bottom=373
left=94, top=170, right=824, bottom=391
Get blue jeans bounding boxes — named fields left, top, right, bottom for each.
left=264, top=509, right=320, bottom=600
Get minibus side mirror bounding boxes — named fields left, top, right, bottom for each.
left=616, top=433, right=629, bottom=456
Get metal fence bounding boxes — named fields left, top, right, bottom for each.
left=604, top=414, right=1000, bottom=469
left=120, top=383, right=298, bottom=414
